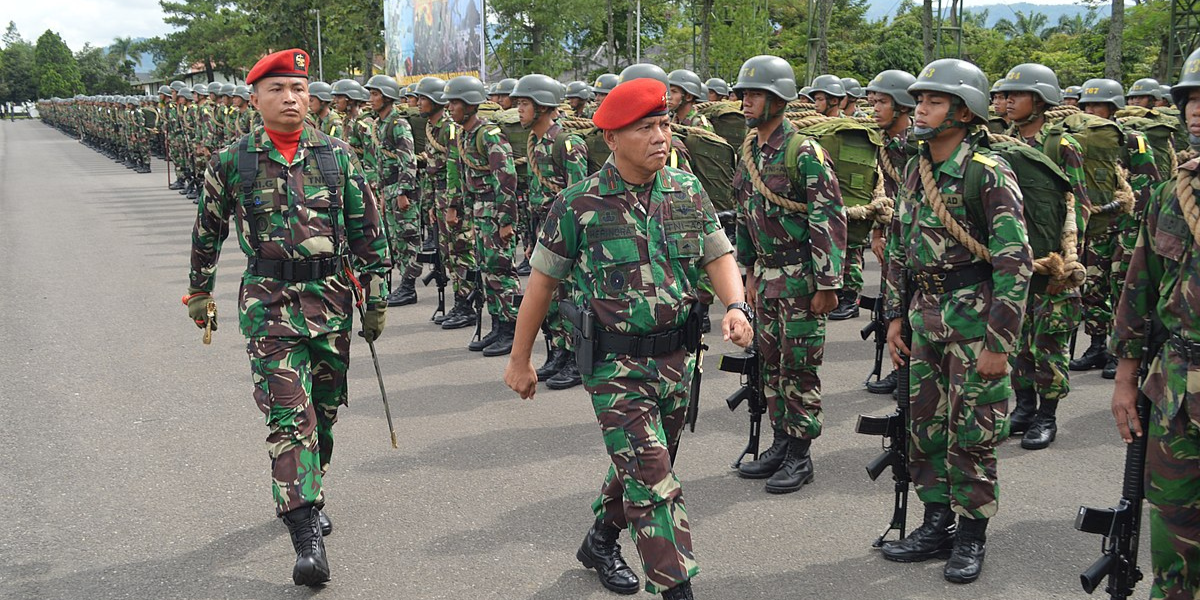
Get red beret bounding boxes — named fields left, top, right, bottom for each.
left=246, top=49, right=310, bottom=85
left=593, top=78, right=669, bottom=131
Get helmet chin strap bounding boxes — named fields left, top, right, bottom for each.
left=746, top=96, right=785, bottom=128
left=913, top=98, right=967, bottom=141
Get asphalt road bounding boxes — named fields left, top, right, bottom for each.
left=0, top=119, right=1146, bottom=600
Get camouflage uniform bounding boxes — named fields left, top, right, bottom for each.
left=1112, top=164, right=1200, bottom=600
left=530, top=159, right=733, bottom=594
left=884, top=140, right=1033, bottom=519
left=450, top=117, right=522, bottom=322
left=674, top=106, right=712, bottom=131
left=527, top=122, right=589, bottom=351
left=376, top=107, right=420, bottom=283
left=189, top=126, right=390, bottom=514
left=426, top=114, right=477, bottom=303
left=733, top=119, right=847, bottom=439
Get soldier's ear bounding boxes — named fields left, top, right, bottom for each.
left=603, top=129, right=618, bottom=153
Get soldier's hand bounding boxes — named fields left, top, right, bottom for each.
left=886, top=319, right=908, bottom=369
left=504, top=357, right=538, bottom=400
left=811, top=289, right=838, bottom=315
left=361, top=304, right=386, bottom=342
left=396, top=194, right=410, bottom=211
left=500, top=224, right=514, bottom=242
left=183, top=289, right=217, bottom=331
left=446, top=207, right=460, bottom=228
left=744, top=271, right=758, bottom=307
left=976, top=349, right=1009, bottom=380
left=1111, top=360, right=1142, bottom=443
left=723, top=310, right=753, bottom=348
left=871, top=231, right=886, bottom=265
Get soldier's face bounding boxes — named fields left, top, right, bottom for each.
left=232, top=97, right=246, bottom=108
left=418, top=96, right=437, bottom=116
left=1082, top=102, right=1115, bottom=120
left=1186, top=90, right=1200, bottom=136
left=568, top=97, right=585, bottom=112
left=516, top=98, right=537, bottom=127
left=448, top=99, right=472, bottom=124
left=991, top=93, right=1008, bottom=116
left=308, top=95, right=322, bottom=114
left=741, top=90, right=771, bottom=122
left=498, top=95, right=513, bottom=109
left=812, top=92, right=831, bottom=114
left=595, top=92, right=608, bottom=105
left=251, top=76, right=308, bottom=130
left=334, top=96, right=350, bottom=113
left=708, top=90, right=721, bottom=102
left=1156, top=97, right=1171, bottom=108
left=1064, top=97, right=1079, bottom=107
left=1127, top=95, right=1153, bottom=108
left=871, top=94, right=895, bottom=127
left=370, top=89, right=385, bottom=112
left=1005, top=91, right=1035, bottom=122
left=668, top=85, right=685, bottom=111
left=608, top=115, right=671, bottom=175
left=915, top=92, right=969, bottom=133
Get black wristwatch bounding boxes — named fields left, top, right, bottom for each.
left=726, top=302, right=755, bottom=322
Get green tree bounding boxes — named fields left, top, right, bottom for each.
left=76, top=43, right=132, bottom=94
left=1, top=22, right=37, bottom=107
left=994, top=10, right=1049, bottom=40
left=34, top=30, right=82, bottom=97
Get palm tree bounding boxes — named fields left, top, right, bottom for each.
left=108, top=36, right=139, bottom=76
left=1041, top=9, right=1098, bottom=38
left=994, top=10, right=1049, bottom=39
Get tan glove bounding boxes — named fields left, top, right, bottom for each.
left=361, top=304, right=386, bottom=342
left=183, top=288, right=217, bottom=331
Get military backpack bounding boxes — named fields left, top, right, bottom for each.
left=697, top=101, right=748, bottom=160
left=781, top=117, right=885, bottom=239
left=1050, top=112, right=1127, bottom=236
left=1115, top=107, right=1177, bottom=179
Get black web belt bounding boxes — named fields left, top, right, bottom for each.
left=759, top=247, right=805, bottom=269
left=912, top=263, right=993, bottom=295
left=594, top=315, right=702, bottom=358
left=247, top=256, right=341, bottom=282
left=1170, top=334, right=1200, bottom=365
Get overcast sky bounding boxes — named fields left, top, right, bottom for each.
left=5, top=0, right=169, bottom=53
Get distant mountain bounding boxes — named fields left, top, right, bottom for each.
left=865, top=2, right=1096, bottom=29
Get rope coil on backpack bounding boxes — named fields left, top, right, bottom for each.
left=1044, top=105, right=1081, bottom=121
left=1088, top=166, right=1136, bottom=216
left=456, top=128, right=490, bottom=173
left=426, top=121, right=447, bottom=155
left=740, top=133, right=808, bottom=213
left=1174, top=162, right=1200, bottom=247
left=844, top=164, right=894, bottom=225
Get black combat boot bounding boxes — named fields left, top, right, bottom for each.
left=944, top=517, right=988, bottom=583
left=421, top=229, right=437, bottom=253
left=318, top=509, right=332, bottom=536
left=576, top=521, right=640, bottom=595
left=765, top=437, right=814, bottom=494
left=482, top=320, right=516, bottom=357
left=1021, top=397, right=1059, bottom=450
left=388, top=277, right=418, bottom=307
left=1101, top=355, right=1118, bottom=379
left=546, top=354, right=583, bottom=389
left=468, top=316, right=501, bottom=351
left=435, top=295, right=466, bottom=326
left=661, top=580, right=694, bottom=600
left=828, top=290, right=860, bottom=321
left=280, top=506, right=330, bottom=586
left=169, top=176, right=185, bottom=190
left=737, top=428, right=790, bottom=479
left=1069, top=336, right=1108, bottom=371
left=179, top=178, right=191, bottom=194
left=1008, top=388, right=1037, bottom=437
left=515, top=256, right=532, bottom=276
left=442, top=300, right=478, bottom=330
left=866, top=370, right=898, bottom=395
left=536, top=348, right=568, bottom=381
left=186, top=179, right=200, bottom=201
left=880, top=503, right=957, bottom=562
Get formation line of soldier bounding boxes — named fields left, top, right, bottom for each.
left=35, top=42, right=1200, bottom=600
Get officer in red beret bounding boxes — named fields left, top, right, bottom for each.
left=504, top=78, right=753, bottom=600
left=183, top=48, right=391, bottom=587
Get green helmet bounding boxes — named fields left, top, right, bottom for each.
left=1161, top=84, right=1173, bottom=103
left=512, top=74, right=565, bottom=107
left=157, top=85, right=172, bottom=96
left=1079, top=78, right=1126, bottom=109
left=209, top=84, right=225, bottom=97
left=178, top=86, right=194, bottom=100
left=798, top=86, right=814, bottom=101
left=731, top=55, right=799, bottom=101
left=364, top=74, right=402, bottom=100
left=668, top=69, right=704, bottom=99
left=406, top=83, right=420, bottom=98
left=840, top=77, right=865, bottom=98
left=619, top=63, right=669, bottom=85
left=443, top=75, right=487, bottom=105
left=331, top=78, right=357, bottom=99
left=990, top=79, right=1004, bottom=96
left=493, top=78, right=518, bottom=96
left=1172, top=47, right=1200, bottom=110
left=1063, top=85, right=1083, bottom=100
left=564, top=80, right=592, bottom=101
left=309, top=81, right=334, bottom=102
left=908, top=59, right=990, bottom=124
left=705, top=77, right=730, bottom=97
left=169, top=80, right=186, bottom=92
left=591, top=73, right=619, bottom=94
left=193, top=83, right=209, bottom=96
left=809, top=74, right=846, bottom=99
left=1128, top=77, right=1163, bottom=99
left=220, top=83, right=236, bottom=96
left=233, top=85, right=251, bottom=101
left=413, top=76, right=448, bottom=105
left=865, top=70, right=917, bottom=108
left=996, top=63, right=1062, bottom=106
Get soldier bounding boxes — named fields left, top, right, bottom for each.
left=1072, top=78, right=1161, bottom=379
left=731, top=55, right=847, bottom=493
left=184, top=48, right=389, bottom=586
left=989, top=80, right=1010, bottom=133
left=1158, top=84, right=1175, bottom=108
left=1111, top=47, right=1200, bottom=600
left=444, top=75, right=523, bottom=356
left=997, top=63, right=1094, bottom=449
left=1063, top=85, right=1082, bottom=107
left=504, top=76, right=753, bottom=600
left=231, top=85, right=257, bottom=139
left=405, top=83, right=421, bottom=110
left=307, top=81, right=344, bottom=138
left=881, top=59, right=1033, bottom=583
left=705, top=77, right=730, bottom=102
left=864, top=69, right=917, bottom=395
left=667, top=69, right=712, bottom=131
left=809, top=75, right=846, bottom=118
left=564, top=81, right=593, bottom=117
left=510, top=73, right=590, bottom=388
left=365, top=74, right=421, bottom=307
left=191, top=82, right=216, bottom=201
left=1127, top=78, right=1163, bottom=109
left=592, top=73, right=619, bottom=106
left=840, top=77, right=867, bottom=117
left=493, top=78, right=518, bottom=110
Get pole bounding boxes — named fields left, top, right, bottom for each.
left=316, top=9, right=324, bottom=81
left=481, top=0, right=488, bottom=82
left=636, top=0, right=642, bottom=62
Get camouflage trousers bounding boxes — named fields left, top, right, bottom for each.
left=908, top=333, right=1008, bottom=520
left=755, top=294, right=826, bottom=439
left=386, top=185, right=423, bottom=281
left=247, top=332, right=349, bottom=515
left=531, top=203, right=571, bottom=350
left=1112, top=213, right=1140, bottom=300
left=1011, top=290, right=1081, bottom=401
left=1147, top=395, right=1200, bottom=600
left=431, top=188, right=477, bottom=300
left=587, top=349, right=699, bottom=594
left=470, top=199, right=521, bottom=322
left=1081, top=227, right=1120, bottom=338
left=840, top=219, right=873, bottom=294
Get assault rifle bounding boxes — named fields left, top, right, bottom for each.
left=856, top=268, right=912, bottom=547
left=418, top=247, right=449, bottom=321
left=1075, top=318, right=1168, bottom=599
left=859, top=289, right=888, bottom=387
left=722, top=331, right=762, bottom=470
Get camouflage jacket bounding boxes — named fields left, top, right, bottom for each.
left=885, top=140, right=1033, bottom=354
left=733, top=118, right=847, bottom=298
left=1112, top=163, right=1200, bottom=419
left=1123, top=129, right=1161, bottom=214
left=339, top=110, right=381, bottom=190
left=313, top=111, right=344, bottom=140
left=675, top=106, right=712, bottom=132
left=423, top=112, right=456, bottom=189
left=451, top=116, right=519, bottom=227
left=375, top=107, right=417, bottom=197
left=195, top=102, right=216, bottom=149
left=189, top=126, right=391, bottom=338
left=880, top=127, right=913, bottom=199
left=530, top=157, right=733, bottom=335
left=527, top=121, right=589, bottom=210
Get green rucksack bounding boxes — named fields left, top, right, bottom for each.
left=1118, top=112, right=1177, bottom=180
left=404, top=106, right=429, bottom=157
left=697, top=101, right=748, bottom=160
left=491, top=108, right=531, bottom=191
left=785, top=118, right=884, bottom=240
left=557, top=118, right=611, bottom=175
left=673, top=124, right=737, bottom=211
left=1053, top=112, right=1125, bottom=236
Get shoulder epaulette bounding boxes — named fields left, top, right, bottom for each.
left=971, top=152, right=999, bottom=168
